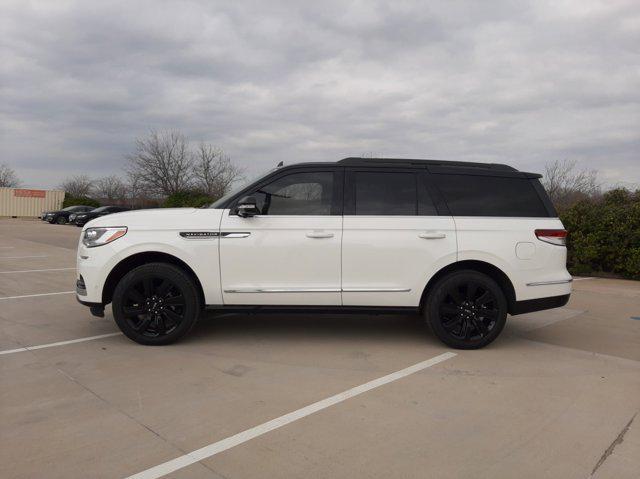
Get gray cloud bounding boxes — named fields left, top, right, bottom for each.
left=1, top=0, right=639, bottom=188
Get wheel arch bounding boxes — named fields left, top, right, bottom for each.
left=102, top=251, right=205, bottom=306
left=419, top=260, right=517, bottom=314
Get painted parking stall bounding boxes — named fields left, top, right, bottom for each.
left=1, top=219, right=639, bottom=479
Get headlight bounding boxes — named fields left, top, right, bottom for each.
left=82, top=227, right=127, bottom=248
left=69, top=214, right=76, bottom=220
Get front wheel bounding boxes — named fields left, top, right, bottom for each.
left=424, top=270, right=507, bottom=349
left=112, top=263, right=201, bottom=345
left=56, top=216, right=67, bottom=225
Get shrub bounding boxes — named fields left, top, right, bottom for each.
left=560, top=188, right=640, bottom=280
left=163, top=191, right=214, bottom=208
left=63, top=196, right=100, bottom=208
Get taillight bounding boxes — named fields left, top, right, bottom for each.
left=535, top=229, right=567, bottom=246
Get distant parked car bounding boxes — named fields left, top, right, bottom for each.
left=43, top=205, right=95, bottom=224
left=74, top=206, right=130, bottom=226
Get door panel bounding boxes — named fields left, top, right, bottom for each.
left=218, top=167, right=343, bottom=306
left=341, top=216, right=456, bottom=306
left=341, top=168, right=457, bottom=307
left=219, top=214, right=342, bottom=305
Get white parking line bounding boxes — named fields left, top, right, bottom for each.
left=126, top=352, right=457, bottom=479
left=0, top=267, right=76, bottom=274
left=0, top=255, right=48, bottom=259
left=0, top=291, right=75, bottom=300
left=0, top=332, right=122, bottom=356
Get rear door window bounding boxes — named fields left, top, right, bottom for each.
left=355, top=171, right=417, bottom=215
left=435, top=174, right=550, bottom=217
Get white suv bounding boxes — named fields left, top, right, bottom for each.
left=76, top=158, right=571, bottom=349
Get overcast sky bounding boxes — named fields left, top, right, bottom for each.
left=1, top=0, right=639, bottom=189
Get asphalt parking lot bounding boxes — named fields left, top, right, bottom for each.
left=1, top=218, right=639, bottom=479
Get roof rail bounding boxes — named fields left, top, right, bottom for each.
left=338, top=157, right=518, bottom=172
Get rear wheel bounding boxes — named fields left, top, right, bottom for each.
left=112, top=263, right=201, bottom=345
left=424, top=270, right=507, bottom=349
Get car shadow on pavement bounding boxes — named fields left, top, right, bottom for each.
left=187, top=311, right=435, bottom=344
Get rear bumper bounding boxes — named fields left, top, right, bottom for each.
left=510, top=294, right=570, bottom=315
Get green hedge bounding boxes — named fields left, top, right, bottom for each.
left=163, top=191, right=214, bottom=208
left=63, top=196, right=101, bottom=208
left=560, top=188, right=640, bottom=280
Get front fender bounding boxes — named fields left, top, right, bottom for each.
left=78, top=231, right=222, bottom=305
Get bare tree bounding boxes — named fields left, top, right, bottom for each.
left=125, top=171, right=144, bottom=208
left=94, top=175, right=127, bottom=201
left=126, top=130, right=193, bottom=196
left=542, top=159, right=600, bottom=209
left=0, top=163, right=21, bottom=187
left=192, top=143, right=243, bottom=199
left=60, top=175, right=93, bottom=198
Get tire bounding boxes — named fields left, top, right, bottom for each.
left=424, top=270, right=507, bottom=349
left=112, top=263, right=201, bottom=345
left=56, top=216, right=67, bottom=225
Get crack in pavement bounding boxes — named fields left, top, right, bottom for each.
left=54, top=367, right=225, bottom=478
left=590, top=412, right=637, bottom=477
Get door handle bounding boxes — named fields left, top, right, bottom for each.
left=306, top=231, right=334, bottom=238
left=419, top=231, right=446, bottom=239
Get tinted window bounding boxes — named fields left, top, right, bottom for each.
left=436, top=174, right=549, bottom=217
left=252, top=171, right=334, bottom=215
left=355, top=172, right=417, bottom=215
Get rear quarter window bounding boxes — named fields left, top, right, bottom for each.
left=435, top=174, right=550, bottom=217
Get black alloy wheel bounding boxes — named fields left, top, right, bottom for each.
left=425, top=270, right=507, bottom=349
left=56, top=216, right=67, bottom=224
left=113, top=263, right=201, bottom=345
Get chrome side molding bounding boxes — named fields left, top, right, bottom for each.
left=342, top=288, right=411, bottom=293
left=224, top=287, right=411, bottom=293
left=526, top=279, right=573, bottom=286
left=179, top=231, right=251, bottom=240
left=224, top=287, right=341, bottom=293
left=220, top=232, right=251, bottom=238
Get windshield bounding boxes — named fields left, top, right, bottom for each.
left=208, top=168, right=276, bottom=209
left=63, top=206, right=84, bottom=211
left=92, top=206, right=109, bottom=212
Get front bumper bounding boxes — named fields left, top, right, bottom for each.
left=76, top=240, right=118, bottom=304
left=76, top=295, right=105, bottom=317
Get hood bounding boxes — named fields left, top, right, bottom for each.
left=84, top=207, right=223, bottom=229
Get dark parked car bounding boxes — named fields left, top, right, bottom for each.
left=74, top=206, right=130, bottom=226
left=42, top=205, right=95, bottom=224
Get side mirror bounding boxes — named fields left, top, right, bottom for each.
left=236, top=196, right=260, bottom=217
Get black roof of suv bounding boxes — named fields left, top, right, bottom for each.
left=337, top=157, right=518, bottom=171
left=284, top=157, right=540, bottom=178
